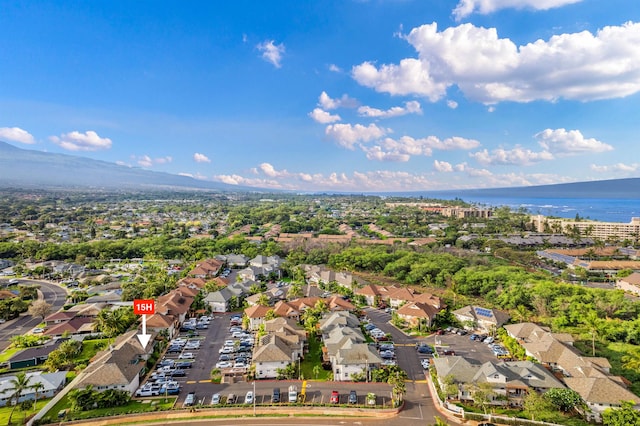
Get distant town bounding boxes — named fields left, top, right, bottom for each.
left=0, top=189, right=638, bottom=426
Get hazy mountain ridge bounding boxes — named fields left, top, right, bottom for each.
left=1, top=141, right=639, bottom=197
left=0, top=141, right=245, bottom=192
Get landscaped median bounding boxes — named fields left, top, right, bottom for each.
left=35, top=403, right=402, bottom=425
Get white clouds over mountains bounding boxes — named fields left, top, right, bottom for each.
left=453, top=0, right=583, bottom=21
left=50, top=131, right=112, bottom=151
left=352, top=21, right=640, bottom=104
left=0, top=127, right=35, bottom=144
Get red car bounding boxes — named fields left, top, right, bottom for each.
left=330, top=391, right=339, bottom=403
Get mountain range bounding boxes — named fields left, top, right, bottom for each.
left=0, top=141, right=242, bottom=192
left=1, top=140, right=639, bottom=198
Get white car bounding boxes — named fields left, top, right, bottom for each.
left=233, top=361, right=247, bottom=369
left=216, top=361, right=232, bottom=368
left=179, top=352, right=195, bottom=359
left=219, top=346, right=234, bottom=354
left=211, top=393, right=221, bottom=405
left=421, top=359, right=430, bottom=369
left=32, top=327, right=45, bottom=334
left=245, top=391, right=254, bottom=404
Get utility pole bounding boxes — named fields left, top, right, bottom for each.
left=253, top=381, right=256, bottom=416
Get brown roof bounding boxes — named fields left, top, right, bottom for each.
left=244, top=304, right=272, bottom=319
left=618, top=272, right=640, bottom=286
left=44, top=317, right=94, bottom=336
left=397, top=301, right=439, bottom=319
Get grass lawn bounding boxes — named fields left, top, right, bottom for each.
left=76, top=338, right=109, bottom=364
left=0, top=399, right=49, bottom=426
left=0, top=347, right=20, bottom=364
left=43, top=395, right=176, bottom=423
left=300, top=336, right=332, bottom=381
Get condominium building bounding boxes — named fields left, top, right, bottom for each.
left=530, top=214, right=640, bottom=242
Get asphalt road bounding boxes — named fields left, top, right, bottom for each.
left=0, top=279, right=68, bottom=352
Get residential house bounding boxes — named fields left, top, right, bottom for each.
left=432, top=356, right=564, bottom=407
left=205, top=287, right=234, bottom=313
left=272, top=301, right=301, bottom=322
left=504, top=322, right=639, bottom=422
left=615, top=272, right=640, bottom=295
left=331, top=339, right=382, bottom=382
left=396, top=301, right=440, bottom=328
left=252, top=334, right=298, bottom=379
left=204, top=281, right=251, bottom=312
left=145, top=312, right=178, bottom=338
left=0, top=371, right=67, bottom=407
left=43, top=317, right=95, bottom=337
left=156, top=289, right=194, bottom=324
left=8, top=340, right=62, bottom=370
left=73, top=330, right=156, bottom=395
left=244, top=304, right=272, bottom=331
left=188, top=258, right=223, bottom=279
left=563, top=376, right=640, bottom=422
left=452, top=306, right=511, bottom=333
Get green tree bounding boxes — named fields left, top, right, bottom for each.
left=31, top=381, right=44, bottom=413
left=602, top=401, right=640, bottom=426
left=544, top=388, right=584, bottom=412
left=469, top=382, right=496, bottom=414
left=2, top=372, right=33, bottom=425
left=388, top=371, right=406, bottom=406
left=523, top=390, right=554, bottom=421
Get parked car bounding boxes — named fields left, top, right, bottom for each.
left=272, top=388, right=280, bottom=403
left=443, top=349, right=456, bottom=356
left=226, top=393, right=236, bottom=404
left=245, top=391, right=254, bottom=404
left=211, top=393, right=221, bottom=405
left=171, top=369, right=187, bottom=377
left=176, top=361, right=193, bottom=369
left=330, top=390, right=339, bottom=403
left=183, top=392, right=196, bottom=407
left=348, top=390, right=357, bottom=404
left=417, top=345, right=433, bottom=354
left=179, top=352, right=195, bottom=359
left=216, top=361, right=232, bottom=368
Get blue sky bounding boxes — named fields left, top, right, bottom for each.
left=1, top=0, right=640, bottom=192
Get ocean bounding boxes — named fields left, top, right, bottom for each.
left=410, top=194, right=639, bottom=223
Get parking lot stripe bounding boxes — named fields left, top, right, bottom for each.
left=185, top=380, right=196, bottom=384
left=198, top=380, right=210, bottom=383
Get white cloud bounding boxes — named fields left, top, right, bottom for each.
left=0, top=127, right=35, bottom=144
left=453, top=0, right=582, bottom=21
left=213, top=163, right=581, bottom=191
left=134, top=155, right=173, bottom=168
left=352, top=59, right=448, bottom=101
left=353, top=21, right=640, bottom=103
left=325, top=123, right=387, bottom=149
left=590, top=163, right=639, bottom=173
left=358, top=100, right=422, bottom=118
left=193, top=152, right=211, bottom=163
left=362, top=145, right=411, bottom=162
left=49, top=130, right=112, bottom=151
left=309, top=108, right=341, bottom=124
left=257, top=40, right=285, bottom=68
left=318, top=91, right=358, bottom=110
left=535, top=128, right=613, bottom=155
left=328, top=64, right=342, bottom=72
left=470, top=147, right=553, bottom=166
left=363, top=135, right=480, bottom=162
left=446, top=100, right=458, bottom=109
left=434, top=160, right=454, bottom=172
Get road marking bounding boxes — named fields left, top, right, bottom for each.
left=186, top=380, right=196, bottom=384
left=198, top=380, right=210, bottom=383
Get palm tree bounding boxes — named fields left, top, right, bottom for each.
left=3, top=372, right=33, bottom=425
left=582, top=310, right=602, bottom=356
left=387, top=372, right=406, bottom=407
left=31, top=381, right=44, bottom=413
